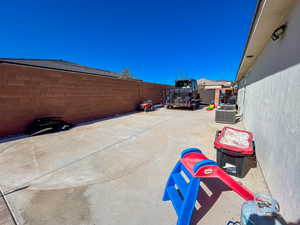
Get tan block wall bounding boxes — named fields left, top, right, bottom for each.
left=140, top=81, right=167, bottom=102
left=0, top=63, right=169, bottom=137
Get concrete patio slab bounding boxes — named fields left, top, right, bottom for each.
left=0, top=197, right=15, bottom=225
left=0, top=108, right=269, bottom=225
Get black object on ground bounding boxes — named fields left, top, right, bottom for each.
left=216, top=149, right=252, bottom=178
left=26, top=117, right=73, bottom=136
left=214, top=128, right=256, bottom=178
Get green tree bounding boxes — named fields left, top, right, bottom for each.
left=121, top=68, right=134, bottom=79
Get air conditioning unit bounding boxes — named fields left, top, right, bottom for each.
left=215, top=104, right=237, bottom=124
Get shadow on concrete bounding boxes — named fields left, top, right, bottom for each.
left=166, top=105, right=206, bottom=111
left=249, top=155, right=258, bottom=169
left=248, top=214, right=300, bottom=225
left=0, top=134, right=29, bottom=144
left=0, top=105, right=167, bottom=144
left=190, top=178, right=231, bottom=225
left=275, top=214, right=300, bottom=225
left=190, top=178, right=300, bottom=225
left=0, top=110, right=141, bottom=144
left=248, top=141, right=258, bottom=169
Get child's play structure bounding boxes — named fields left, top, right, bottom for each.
left=162, top=148, right=283, bottom=225
left=162, top=148, right=254, bottom=225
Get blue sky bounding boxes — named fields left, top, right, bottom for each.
left=0, top=0, right=257, bottom=84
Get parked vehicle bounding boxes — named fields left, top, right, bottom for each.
left=165, top=79, right=200, bottom=110
left=26, top=117, right=73, bottom=136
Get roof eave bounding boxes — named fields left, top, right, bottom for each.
left=236, top=0, right=296, bottom=82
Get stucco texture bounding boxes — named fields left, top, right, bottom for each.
left=237, top=1, right=300, bottom=223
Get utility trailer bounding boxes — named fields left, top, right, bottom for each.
left=165, top=79, right=200, bottom=110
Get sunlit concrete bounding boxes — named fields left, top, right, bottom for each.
left=0, top=108, right=269, bottom=225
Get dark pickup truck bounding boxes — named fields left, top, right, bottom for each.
left=165, top=79, right=200, bottom=110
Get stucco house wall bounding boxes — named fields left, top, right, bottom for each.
left=237, top=1, right=300, bottom=222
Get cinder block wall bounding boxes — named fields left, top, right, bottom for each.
left=0, top=63, right=169, bottom=138
left=140, top=81, right=167, bottom=102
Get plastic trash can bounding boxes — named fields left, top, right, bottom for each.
left=214, top=127, right=255, bottom=178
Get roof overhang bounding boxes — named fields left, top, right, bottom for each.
left=236, top=0, right=296, bottom=82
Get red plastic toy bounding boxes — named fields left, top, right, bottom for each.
left=163, top=148, right=254, bottom=225
left=180, top=151, right=254, bottom=201
left=140, top=100, right=154, bottom=112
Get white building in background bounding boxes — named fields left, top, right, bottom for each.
left=236, top=0, right=300, bottom=222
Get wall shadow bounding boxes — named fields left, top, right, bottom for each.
left=167, top=105, right=206, bottom=111
left=0, top=110, right=141, bottom=144
left=0, top=134, right=29, bottom=144
left=0, top=105, right=167, bottom=144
